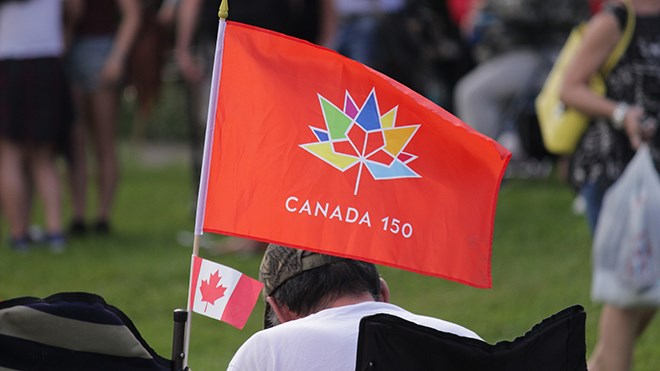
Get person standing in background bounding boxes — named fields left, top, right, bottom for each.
left=560, top=1, right=660, bottom=369
left=66, top=0, right=140, bottom=236
left=321, top=0, right=407, bottom=82
left=455, top=0, right=589, bottom=161
left=322, top=0, right=476, bottom=112
left=0, top=0, right=74, bottom=252
left=175, top=0, right=325, bottom=256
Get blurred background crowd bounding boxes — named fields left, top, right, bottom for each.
left=5, top=1, right=660, bottom=370
left=0, top=0, right=605, bottom=252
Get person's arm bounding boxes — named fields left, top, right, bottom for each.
left=559, top=9, right=646, bottom=148
left=62, top=0, right=83, bottom=50
left=101, top=0, right=141, bottom=85
left=175, top=0, right=204, bottom=84
left=157, top=0, right=178, bottom=26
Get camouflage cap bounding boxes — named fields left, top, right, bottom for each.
left=260, top=244, right=344, bottom=328
left=260, top=244, right=344, bottom=296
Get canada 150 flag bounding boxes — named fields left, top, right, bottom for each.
left=200, top=22, right=510, bottom=288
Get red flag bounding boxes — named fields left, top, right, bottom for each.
left=200, top=22, right=510, bottom=288
left=189, top=256, right=263, bottom=329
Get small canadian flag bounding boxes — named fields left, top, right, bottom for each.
left=189, top=256, right=263, bottom=329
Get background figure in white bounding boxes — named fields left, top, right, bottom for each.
left=0, top=0, right=73, bottom=252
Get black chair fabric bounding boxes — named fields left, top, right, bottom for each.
left=0, top=292, right=172, bottom=371
left=355, top=305, right=587, bottom=371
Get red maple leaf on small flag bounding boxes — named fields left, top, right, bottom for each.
left=190, top=256, right=263, bottom=328
left=199, top=270, right=227, bottom=312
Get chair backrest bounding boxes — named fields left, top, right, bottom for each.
left=355, top=305, right=587, bottom=371
left=0, top=292, right=172, bottom=371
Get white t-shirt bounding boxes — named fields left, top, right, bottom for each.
left=227, top=301, right=480, bottom=371
left=0, top=0, right=63, bottom=59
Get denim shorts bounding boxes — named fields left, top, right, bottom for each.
left=68, top=36, right=114, bottom=92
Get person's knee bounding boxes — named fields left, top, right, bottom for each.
left=454, top=72, right=484, bottom=111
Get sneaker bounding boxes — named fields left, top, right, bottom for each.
left=47, top=233, right=67, bottom=254
left=9, top=236, right=31, bottom=253
left=28, top=225, right=46, bottom=243
left=572, top=194, right=586, bottom=216
left=69, top=219, right=88, bottom=237
left=94, top=220, right=111, bottom=235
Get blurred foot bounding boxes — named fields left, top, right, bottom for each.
left=572, top=194, right=586, bottom=216
left=94, top=220, right=111, bottom=235
left=28, top=225, right=46, bottom=243
left=497, top=130, right=526, bottom=161
left=9, top=235, right=31, bottom=253
left=68, top=219, right=88, bottom=237
left=47, top=233, right=67, bottom=254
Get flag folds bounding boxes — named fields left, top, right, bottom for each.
left=200, top=22, right=510, bottom=288
left=189, top=256, right=263, bottom=329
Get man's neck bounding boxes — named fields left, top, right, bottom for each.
left=325, top=292, right=379, bottom=310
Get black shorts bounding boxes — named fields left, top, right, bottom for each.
left=0, top=57, right=73, bottom=146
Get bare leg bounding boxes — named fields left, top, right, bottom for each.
left=588, top=305, right=657, bottom=371
left=0, top=139, right=28, bottom=239
left=89, top=86, right=120, bottom=224
left=28, top=143, right=62, bottom=235
left=68, top=87, right=89, bottom=226
left=454, top=50, right=542, bottom=159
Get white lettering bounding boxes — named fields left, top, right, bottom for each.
left=285, top=195, right=373, bottom=229
left=300, top=200, right=312, bottom=215
left=346, top=207, right=359, bottom=223
left=315, top=202, right=328, bottom=217
left=286, top=196, right=299, bottom=212
left=359, top=212, right=371, bottom=227
left=330, top=206, right=343, bottom=221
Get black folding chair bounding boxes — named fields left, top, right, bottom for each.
left=0, top=292, right=179, bottom=371
left=355, top=305, right=587, bottom=371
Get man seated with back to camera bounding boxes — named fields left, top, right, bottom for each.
left=227, top=244, right=480, bottom=370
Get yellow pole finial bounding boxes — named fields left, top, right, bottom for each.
left=218, top=0, right=228, bottom=19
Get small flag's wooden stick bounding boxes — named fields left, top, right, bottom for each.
left=192, top=234, right=201, bottom=257
left=184, top=1, right=229, bottom=368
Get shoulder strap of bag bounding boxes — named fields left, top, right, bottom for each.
left=602, top=0, right=635, bottom=76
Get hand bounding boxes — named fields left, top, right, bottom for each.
left=640, top=116, right=658, bottom=142
left=99, top=55, right=124, bottom=88
left=176, top=48, right=204, bottom=85
left=624, top=106, right=656, bottom=149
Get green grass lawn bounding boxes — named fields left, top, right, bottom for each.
left=2, top=148, right=659, bottom=369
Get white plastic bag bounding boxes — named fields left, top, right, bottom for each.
left=592, top=144, right=660, bottom=307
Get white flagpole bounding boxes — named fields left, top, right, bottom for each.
left=183, top=0, right=229, bottom=368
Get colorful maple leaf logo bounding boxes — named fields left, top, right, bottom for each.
left=199, top=270, right=227, bottom=312
left=301, top=88, right=420, bottom=195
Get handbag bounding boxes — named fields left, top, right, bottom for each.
left=534, top=0, right=635, bottom=155
left=591, top=145, right=660, bottom=307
